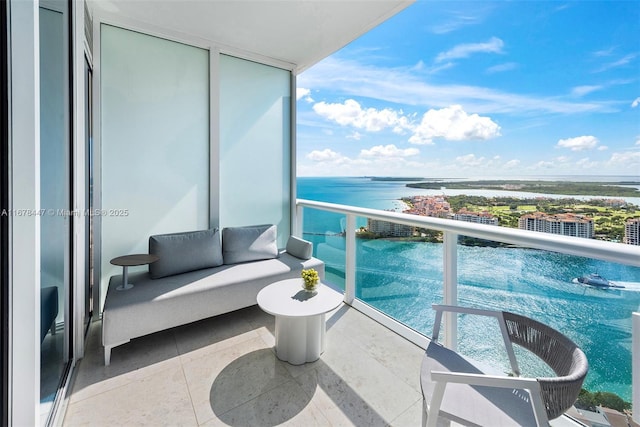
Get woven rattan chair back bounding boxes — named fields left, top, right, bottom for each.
left=502, top=311, right=589, bottom=420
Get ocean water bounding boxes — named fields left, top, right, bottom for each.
left=298, top=176, right=640, bottom=401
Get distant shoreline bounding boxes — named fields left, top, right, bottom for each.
left=406, top=180, right=640, bottom=197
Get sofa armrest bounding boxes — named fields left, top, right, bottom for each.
left=285, top=236, right=313, bottom=260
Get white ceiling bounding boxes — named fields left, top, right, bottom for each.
left=89, top=0, right=414, bottom=73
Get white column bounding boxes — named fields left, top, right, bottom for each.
left=633, top=312, right=639, bottom=424
left=9, top=0, right=40, bottom=424
left=442, top=231, right=458, bottom=350
left=344, top=214, right=356, bottom=304
left=71, top=0, right=86, bottom=360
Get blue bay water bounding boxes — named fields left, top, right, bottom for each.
left=298, top=176, right=640, bottom=401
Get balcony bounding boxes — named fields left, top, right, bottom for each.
left=61, top=201, right=639, bottom=426
left=64, top=304, right=426, bottom=425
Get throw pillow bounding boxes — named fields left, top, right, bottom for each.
left=149, top=228, right=223, bottom=279
left=285, top=235, right=313, bottom=259
left=222, top=224, right=278, bottom=265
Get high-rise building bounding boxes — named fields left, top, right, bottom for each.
left=518, top=213, right=594, bottom=239
left=368, top=218, right=414, bottom=237
left=454, top=209, right=498, bottom=226
left=624, top=218, right=640, bottom=245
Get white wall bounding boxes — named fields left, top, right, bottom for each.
left=99, top=24, right=210, bottom=308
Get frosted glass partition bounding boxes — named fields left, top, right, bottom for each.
left=40, top=7, right=68, bottom=326
left=100, top=25, right=209, bottom=307
left=40, top=5, right=70, bottom=418
left=219, top=55, right=291, bottom=246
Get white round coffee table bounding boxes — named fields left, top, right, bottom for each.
left=257, top=278, right=344, bottom=365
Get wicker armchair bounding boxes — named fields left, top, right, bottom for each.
left=420, top=305, right=588, bottom=427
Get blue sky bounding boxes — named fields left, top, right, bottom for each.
left=296, top=1, right=640, bottom=178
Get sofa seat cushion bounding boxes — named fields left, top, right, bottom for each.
left=102, top=251, right=324, bottom=348
left=149, top=228, right=223, bottom=279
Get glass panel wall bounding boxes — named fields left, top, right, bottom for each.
left=219, top=55, right=291, bottom=246
left=39, top=3, right=70, bottom=422
left=99, top=25, right=209, bottom=310
left=303, top=209, right=347, bottom=288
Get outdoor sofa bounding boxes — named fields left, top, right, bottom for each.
left=101, top=224, right=325, bottom=365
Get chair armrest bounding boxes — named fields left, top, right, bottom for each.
left=426, top=370, right=548, bottom=427
left=430, top=370, right=540, bottom=391
left=431, top=304, right=521, bottom=376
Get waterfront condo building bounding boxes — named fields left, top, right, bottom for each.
left=453, top=209, right=499, bottom=226
left=367, top=218, right=414, bottom=237
left=518, top=212, right=595, bottom=239
left=625, top=218, right=640, bottom=245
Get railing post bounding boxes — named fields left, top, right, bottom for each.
left=634, top=312, right=639, bottom=424
left=344, top=214, right=356, bottom=304
left=295, top=204, right=304, bottom=238
left=443, top=231, right=458, bottom=350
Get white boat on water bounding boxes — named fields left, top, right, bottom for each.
left=575, top=273, right=625, bottom=289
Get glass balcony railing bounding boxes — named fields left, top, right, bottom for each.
left=296, top=198, right=640, bottom=417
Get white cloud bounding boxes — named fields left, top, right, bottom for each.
left=312, top=99, right=409, bottom=132
left=347, top=131, right=362, bottom=141
left=608, top=150, right=640, bottom=165
left=450, top=154, right=520, bottom=171
left=296, top=88, right=314, bottom=103
left=556, top=135, right=599, bottom=151
left=576, top=158, right=597, bottom=169
left=455, top=154, right=486, bottom=167
left=360, top=144, right=419, bottom=158
left=312, top=101, right=500, bottom=145
left=306, top=148, right=344, bottom=162
left=430, top=14, right=482, bottom=35
left=435, top=37, right=504, bottom=63
left=299, top=57, right=614, bottom=115
left=636, top=136, right=640, bottom=145
left=532, top=160, right=557, bottom=170
left=595, top=53, right=638, bottom=73
left=632, top=97, right=640, bottom=108
left=486, top=62, right=517, bottom=74
left=571, top=85, right=602, bottom=97
left=597, top=145, right=608, bottom=151
left=409, top=105, right=501, bottom=145
left=503, top=159, right=521, bottom=169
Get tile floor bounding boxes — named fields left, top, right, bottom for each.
left=62, top=304, right=426, bottom=426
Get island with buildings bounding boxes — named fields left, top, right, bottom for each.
left=363, top=194, right=640, bottom=246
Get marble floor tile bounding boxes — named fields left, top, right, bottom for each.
left=329, top=307, right=424, bottom=393
left=64, top=366, right=197, bottom=426
left=173, top=309, right=261, bottom=357
left=201, top=379, right=329, bottom=427
left=182, top=336, right=293, bottom=424
left=69, top=325, right=181, bottom=404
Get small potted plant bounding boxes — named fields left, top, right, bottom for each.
left=301, top=268, right=319, bottom=292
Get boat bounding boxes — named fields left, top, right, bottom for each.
left=576, top=273, right=625, bottom=289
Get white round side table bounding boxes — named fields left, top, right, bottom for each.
left=257, top=278, right=344, bottom=365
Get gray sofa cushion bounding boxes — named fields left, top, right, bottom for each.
left=222, top=224, right=278, bottom=265
left=285, top=235, right=313, bottom=260
left=149, top=228, right=223, bottom=279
